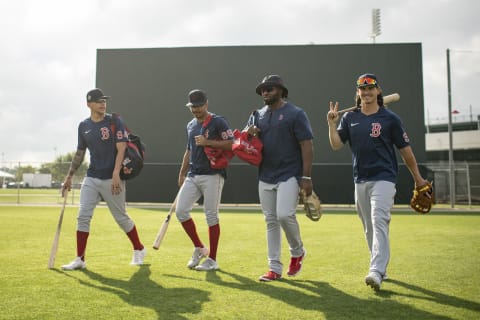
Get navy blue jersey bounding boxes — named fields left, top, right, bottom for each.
left=186, top=113, right=233, bottom=178
left=337, top=107, right=410, bottom=183
left=77, top=114, right=128, bottom=179
left=248, top=102, right=314, bottom=184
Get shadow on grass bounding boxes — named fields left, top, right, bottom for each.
left=56, top=265, right=209, bottom=320
left=202, top=270, right=453, bottom=320
left=380, top=278, right=480, bottom=312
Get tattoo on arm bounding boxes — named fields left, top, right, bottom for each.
left=68, top=150, right=85, bottom=177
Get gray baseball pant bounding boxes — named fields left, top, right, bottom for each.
left=176, top=174, right=224, bottom=226
left=77, top=177, right=135, bottom=233
left=259, top=177, right=304, bottom=275
left=355, top=180, right=396, bottom=277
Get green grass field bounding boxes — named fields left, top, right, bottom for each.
left=1, top=205, right=479, bottom=320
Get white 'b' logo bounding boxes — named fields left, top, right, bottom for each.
left=370, top=123, right=381, bottom=137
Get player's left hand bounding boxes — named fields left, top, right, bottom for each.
left=111, top=175, right=122, bottom=195
left=300, top=178, right=313, bottom=196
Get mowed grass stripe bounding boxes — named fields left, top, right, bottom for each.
left=0, top=206, right=479, bottom=320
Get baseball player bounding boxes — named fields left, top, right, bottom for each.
left=176, top=89, right=234, bottom=271
left=327, top=74, right=429, bottom=290
left=245, top=75, right=314, bottom=282
left=61, top=88, right=146, bottom=270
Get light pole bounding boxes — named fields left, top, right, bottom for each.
left=371, top=9, right=381, bottom=44
left=446, top=48, right=455, bottom=208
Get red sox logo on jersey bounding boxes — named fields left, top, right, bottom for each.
left=101, top=127, right=110, bottom=140
left=370, top=123, right=381, bottom=138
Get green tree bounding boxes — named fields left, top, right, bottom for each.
left=39, top=152, right=88, bottom=184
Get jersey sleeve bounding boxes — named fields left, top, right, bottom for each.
left=113, top=116, right=129, bottom=143
left=77, top=122, right=87, bottom=151
left=337, top=113, right=350, bottom=144
left=294, top=109, right=314, bottom=141
left=215, top=117, right=234, bottom=141
left=391, top=115, right=410, bottom=149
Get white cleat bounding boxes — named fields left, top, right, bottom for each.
left=187, top=247, right=209, bottom=269
left=195, top=257, right=219, bottom=271
left=131, top=248, right=146, bottom=265
left=365, top=272, right=382, bottom=291
left=61, top=257, right=86, bottom=271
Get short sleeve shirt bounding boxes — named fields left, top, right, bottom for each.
left=77, top=114, right=128, bottom=179
left=337, top=107, right=410, bottom=183
left=251, top=102, right=314, bottom=184
left=186, top=113, right=233, bottom=178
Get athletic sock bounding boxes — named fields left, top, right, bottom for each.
left=126, top=225, right=144, bottom=250
left=181, top=218, right=203, bottom=248
left=76, top=230, right=89, bottom=261
left=208, top=224, right=220, bottom=261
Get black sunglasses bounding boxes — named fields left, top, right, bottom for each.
left=261, top=86, right=275, bottom=93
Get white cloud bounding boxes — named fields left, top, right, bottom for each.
left=0, top=0, right=479, bottom=163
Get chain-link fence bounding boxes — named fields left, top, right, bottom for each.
left=1, top=161, right=479, bottom=206
left=427, top=162, right=480, bottom=206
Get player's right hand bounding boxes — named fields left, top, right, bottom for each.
left=61, top=176, right=72, bottom=197
left=327, top=101, right=339, bottom=126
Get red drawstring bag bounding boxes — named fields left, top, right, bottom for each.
left=204, top=146, right=233, bottom=169
left=202, top=114, right=234, bottom=169
left=232, top=129, right=263, bottom=166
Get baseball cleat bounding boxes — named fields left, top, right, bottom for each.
left=259, top=270, right=282, bottom=282
left=287, top=248, right=306, bottom=276
left=187, top=246, right=209, bottom=269
left=194, top=257, right=219, bottom=271
left=61, top=257, right=86, bottom=271
left=131, top=248, right=146, bottom=265
left=365, top=272, right=382, bottom=291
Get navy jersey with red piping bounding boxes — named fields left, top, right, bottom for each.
left=77, top=114, right=128, bottom=179
left=337, top=106, right=410, bottom=183
left=248, top=102, right=313, bottom=184
left=186, top=113, right=233, bottom=178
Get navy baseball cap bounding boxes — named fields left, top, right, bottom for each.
left=186, top=89, right=208, bottom=107
left=87, top=88, right=110, bottom=102
left=356, top=74, right=379, bottom=88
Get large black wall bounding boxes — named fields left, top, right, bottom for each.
left=96, top=43, right=426, bottom=204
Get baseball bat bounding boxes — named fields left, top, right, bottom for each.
left=337, top=93, right=400, bottom=114
left=152, top=190, right=180, bottom=250
left=48, top=191, right=69, bottom=269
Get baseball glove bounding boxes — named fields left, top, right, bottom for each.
left=299, top=190, right=322, bottom=221
left=410, top=181, right=434, bottom=214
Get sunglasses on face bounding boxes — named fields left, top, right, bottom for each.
left=356, top=76, right=377, bottom=87
left=95, top=99, right=107, bottom=104
left=261, top=86, right=275, bottom=93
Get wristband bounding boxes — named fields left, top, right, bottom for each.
left=301, top=176, right=311, bottom=180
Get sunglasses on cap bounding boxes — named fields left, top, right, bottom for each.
left=356, top=76, right=377, bottom=87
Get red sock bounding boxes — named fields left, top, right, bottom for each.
left=181, top=218, right=203, bottom=248
left=126, top=225, right=144, bottom=250
left=77, top=231, right=89, bottom=261
left=208, top=224, right=220, bottom=261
